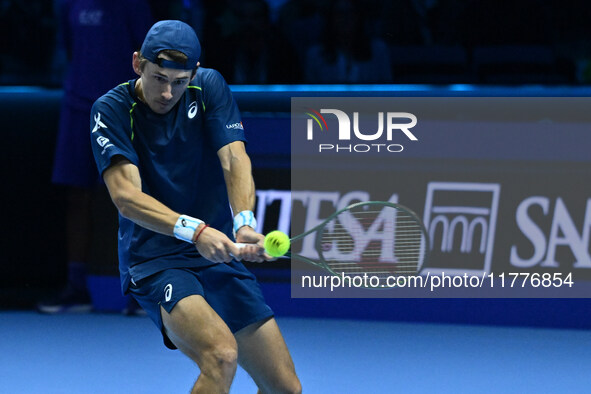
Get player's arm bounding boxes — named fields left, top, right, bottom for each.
left=217, top=141, right=268, bottom=262
left=103, top=155, right=239, bottom=262
left=103, top=156, right=177, bottom=234
left=218, top=141, right=255, bottom=220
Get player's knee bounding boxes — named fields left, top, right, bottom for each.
left=213, top=345, right=238, bottom=371
left=201, top=342, right=238, bottom=378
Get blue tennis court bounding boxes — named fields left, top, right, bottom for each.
left=2, top=311, right=590, bottom=393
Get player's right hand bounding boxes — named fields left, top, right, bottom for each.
left=193, top=225, right=240, bottom=263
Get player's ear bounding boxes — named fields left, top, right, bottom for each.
left=190, top=62, right=200, bottom=81
left=132, top=52, right=142, bottom=76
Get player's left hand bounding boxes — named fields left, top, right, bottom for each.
left=235, top=226, right=271, bottom=262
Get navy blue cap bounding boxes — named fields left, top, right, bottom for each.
left=140, top=20, right=201, bottom=70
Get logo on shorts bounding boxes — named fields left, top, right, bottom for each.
left=164, top=284, right=173, bottom=302
left=188, top=101, right=198, bottom=119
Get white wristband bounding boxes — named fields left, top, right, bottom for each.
left=233, top=210, right=257, bottom=237
left=174, top=215, right=204, bottom=243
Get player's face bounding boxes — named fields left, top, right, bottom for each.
left=137, top=60, right=194, bottom=114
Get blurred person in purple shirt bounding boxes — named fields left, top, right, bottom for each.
left=39, top=0, right=153, bottom=314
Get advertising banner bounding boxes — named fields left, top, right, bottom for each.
left=286, top=97, right=591, bottom=297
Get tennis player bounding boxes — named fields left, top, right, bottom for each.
left=90, top=20, right=301, bottom=393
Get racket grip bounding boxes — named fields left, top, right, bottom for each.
left=230, top=243, right=247, bottom=259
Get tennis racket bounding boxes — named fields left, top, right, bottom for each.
left=237, top=201, right=429, bottom=288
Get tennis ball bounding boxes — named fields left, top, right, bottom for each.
left=264, top=230, right=290, bottom=257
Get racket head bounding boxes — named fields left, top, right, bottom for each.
left=314, top=201, right=429, bottom=289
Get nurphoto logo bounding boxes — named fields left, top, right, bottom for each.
left=305, top=108, right=418, bottom=153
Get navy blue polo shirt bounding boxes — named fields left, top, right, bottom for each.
left=90, top=67, right=246, bottom=292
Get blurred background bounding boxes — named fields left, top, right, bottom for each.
left=3, top=0, right=591, bottom=86
left=2, top=0, right=591, bottom=327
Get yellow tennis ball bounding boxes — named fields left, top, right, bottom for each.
left=264, top=230, right=290, bottom=257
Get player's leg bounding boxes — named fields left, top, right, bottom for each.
left=131, top=268, right=240, bottom=393
left=161, top=294, right=238, bottom=393
left=235, top=317, right=301, bottom=394
left=192, top=260, right=299, bottom=392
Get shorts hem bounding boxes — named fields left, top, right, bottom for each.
left=231, top=310, right=275, bottom=334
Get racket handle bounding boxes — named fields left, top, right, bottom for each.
left=230, top=243, right=247, bottom=259
left=232, top=242, right=288, bottom=260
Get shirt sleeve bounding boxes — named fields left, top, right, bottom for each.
left=201, top=69, right=246, bottom=151
left=90, top=96, right=139, bottom=177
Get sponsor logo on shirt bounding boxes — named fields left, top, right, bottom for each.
left=96, top=136, right=114, bottom=155
left=96, top=136, right=110, bottom=147
left=92, top=113, right=107, bottom=133
left=226, top=122, right=244, bottom=130
left=188, top=101, right=198, bottom=119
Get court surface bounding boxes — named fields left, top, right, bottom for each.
left=2, top=311, right=590, bottom=393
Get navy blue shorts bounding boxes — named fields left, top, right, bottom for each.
left=128, top=261, right=274, bottom=349
left=52, top=102, right=100, bottom=188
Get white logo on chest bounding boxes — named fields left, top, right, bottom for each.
left=188, top=101, right=198, bottom=119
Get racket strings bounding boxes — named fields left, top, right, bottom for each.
left=319, top=206, right=426, bottom=281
